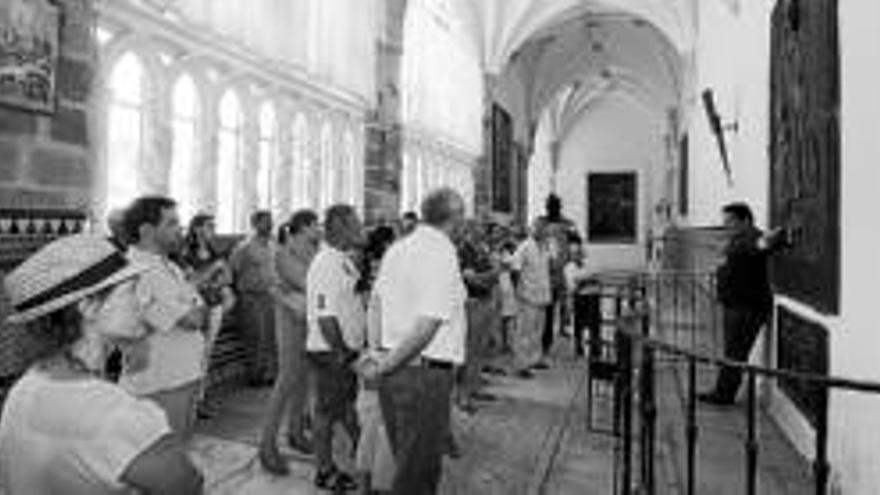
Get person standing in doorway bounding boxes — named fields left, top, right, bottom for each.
left=357, top=188, right=468, bottom=495
left=229, top=210, right=278, bottom=387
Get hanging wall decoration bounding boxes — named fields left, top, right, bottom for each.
left=0, top=0, right=60, bottom=113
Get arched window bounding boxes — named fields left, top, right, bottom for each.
left=415, top=155, right=425, bottom=205
left=291, top=113, right=309, bottom=210
left=257, top=103, right=277, bottom=211
left=341, top=130, right=356, bottom=204
left=170, top=74, right=199, bottom=223
left=319, top=122, right=333, bottom=209
left=217, top=90, right=243, bottom=233
left=105, top=52, right=146, bottom=211
left=401, top=152, right=411, bottom=211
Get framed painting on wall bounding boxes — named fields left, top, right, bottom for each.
left=587, top=172, right=637, bottom=244
left=0, top=0, right=60, bottom=113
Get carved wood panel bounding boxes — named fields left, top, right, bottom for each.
left=769, top=0, right=840, bottom=314
left=490, top=104, right=513, bottom=213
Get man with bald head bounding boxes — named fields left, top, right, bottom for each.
left=358, top=188, right=468, bottom=494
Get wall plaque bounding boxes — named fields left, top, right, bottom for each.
left=769, top=0, right=840, bottom=314
left=776, top=305, right=829, bottom=429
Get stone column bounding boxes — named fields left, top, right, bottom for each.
left=0, top=0, right=98, bottom=213
left=363, top=0, right=408, bottom=225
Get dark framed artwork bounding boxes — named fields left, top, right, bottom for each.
left=768, top=0, right=840, bottom=314
left=776, top=306, right=829, bottom=429
left=0, top=0, right=60, bottom=113
left=587, top=172, right=637, bottom=244
left=490, top=104, right=513, bottom=213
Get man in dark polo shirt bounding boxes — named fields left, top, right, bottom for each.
left=699, top=202, right=787, bottom=405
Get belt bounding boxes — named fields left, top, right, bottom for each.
left=376, top=348, right=455, bottom=370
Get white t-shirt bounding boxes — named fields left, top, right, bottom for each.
left=0, top=369, right=171, bottom=495
left=306, top=243, right=366, bottom=352
left=373, top=225, right=468, bottom=364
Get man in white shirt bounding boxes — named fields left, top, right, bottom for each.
left=509, top=217, right=553, bottom=378
left=357, top=188, right=468, bottom=495
left=119, top=196, right=208, bottom=435
left=306, top=204, right=365, bottom=491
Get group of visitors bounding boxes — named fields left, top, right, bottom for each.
left=0, top=185, right=786, bottom=494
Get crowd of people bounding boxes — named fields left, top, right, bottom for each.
left=0, top=190, right=604, bottom=495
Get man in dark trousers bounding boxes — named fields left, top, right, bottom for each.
left=699, top=202, right=786, bottom=405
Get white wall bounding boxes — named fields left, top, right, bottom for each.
left=554, top=92, right=665, bottom=271
left=829, top=1, right=880, bottom=493
left=686, top=0, right=773, bottom=228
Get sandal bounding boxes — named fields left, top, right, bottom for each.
left=315, top=466, right=358, bottom=491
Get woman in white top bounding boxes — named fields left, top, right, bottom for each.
left=0, top=234, right=203, bottom=495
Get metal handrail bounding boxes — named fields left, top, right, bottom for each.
left=614, top=311, right=880, bottom=394
left=579, top=269, right=864, bottom=495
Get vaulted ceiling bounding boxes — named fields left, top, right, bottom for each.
left=448, top=0, right=695, bottom=142
left=451, top=0, right=695, bottom=74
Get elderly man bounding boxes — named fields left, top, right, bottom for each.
left=509, top=217, right=553, bottom=378
left=306, top=204, right=366, bottom=491
left=358, top=188, right=468, bottom=495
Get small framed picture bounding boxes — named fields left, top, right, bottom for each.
left=0, top=0, right=60, bottom=114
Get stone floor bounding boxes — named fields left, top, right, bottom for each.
left=189, top=348, right=616, bottom=495
left=186, top=336, right=813, bottom=495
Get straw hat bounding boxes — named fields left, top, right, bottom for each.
left=4, top=234, right=146, bottom=324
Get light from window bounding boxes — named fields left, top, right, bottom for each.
left=170, top=74, right=198, bottom=224
left=415, top=155, right=424, bottom=205
left=341, top=130, right=355, bottom=204
left=258, top=103, right=277, bottom=212
left=319, top=122, right=332, bottom=209
left=217, top=90, right=242, bottom=233
left=291, top=113, right=309, bottom=210
left=401, top=152, right=411, bottom=211
left=105, top=52, right=145, bottom=212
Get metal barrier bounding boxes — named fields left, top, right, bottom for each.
left=589, top=270, right=880, bottom=495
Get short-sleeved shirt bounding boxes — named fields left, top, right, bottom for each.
left=563, top=261, right=596, bottom=294
left=120, top=247, right=205, bottom=396
left=511, top=237, right=552, bottom=306
left=306, top=243, right=366, bottom=352
left=373, top=225, right=468, bottom=364
left=229, top=236, right=278, bottom=294
left=0, top=369, right=171, bottom=495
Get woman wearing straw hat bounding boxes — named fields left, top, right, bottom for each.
left=0, top=234, right=203, bottom=494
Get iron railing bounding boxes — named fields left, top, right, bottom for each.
left=584, top=270, right=880, bottom=495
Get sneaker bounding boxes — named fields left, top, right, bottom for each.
left=315, top=466, right=358, bottom=491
